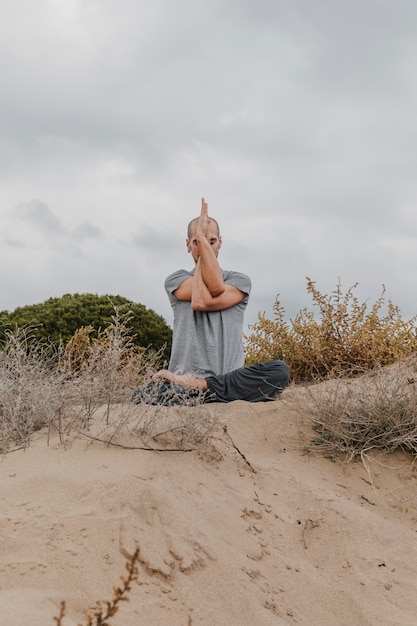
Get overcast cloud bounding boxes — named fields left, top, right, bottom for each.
left=1, top=0, right=417, bottom=333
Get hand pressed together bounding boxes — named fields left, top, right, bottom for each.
left=195, top=197, right=211, bottom=241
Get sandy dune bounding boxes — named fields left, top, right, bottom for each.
left=1, top=388, right=417, bottom=625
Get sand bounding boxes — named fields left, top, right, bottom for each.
left=1, top=388, right=417, bottom=625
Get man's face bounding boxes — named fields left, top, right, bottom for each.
left=186, top=222, right=222, bottom=262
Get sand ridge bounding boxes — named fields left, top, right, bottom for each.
left=1, top=393, right=417, bottom=625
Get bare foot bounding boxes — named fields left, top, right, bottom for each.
left=151, top=370, right=208, bottom=391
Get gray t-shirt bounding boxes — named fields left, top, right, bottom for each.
left=165, top=268, right=251, bottom=377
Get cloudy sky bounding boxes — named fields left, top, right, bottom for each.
left=1, top=0, right=417, bottom=334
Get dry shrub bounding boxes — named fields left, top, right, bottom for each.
left=0, top=306, right=155, bottom=451
left=245, top=278, right=417, bottom=382
left=62, top=307, right=161, bottom=426
left=301, top=354, right=417, bottom=461
left=0, top=305, right=222, bottom=459
left=61, top=306, right=222, bottom=457
left=0, top=326, right=67, bottom=451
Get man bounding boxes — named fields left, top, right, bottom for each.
left=132, top=198, right=290, bottom=405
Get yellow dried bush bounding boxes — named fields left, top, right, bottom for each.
left=245, top=278, right=417, bottom=382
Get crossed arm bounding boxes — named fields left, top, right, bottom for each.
left=152, top=200, right=245, bottom=387
left=173, top=198, right=245, bottom=311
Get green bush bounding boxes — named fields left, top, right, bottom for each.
left=245, top=278, right=417, bottom=382
left=0, top=293, right=172, bottom=363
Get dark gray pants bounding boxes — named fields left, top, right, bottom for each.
left=132, top=360, right=290, bottom=406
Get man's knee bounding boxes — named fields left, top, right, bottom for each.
left=270, top=360, right=291, bottom=387
left=253, top=360, right=290, bottom=384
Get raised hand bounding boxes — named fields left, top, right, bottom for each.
left=196, top=197, right=210, bottom=239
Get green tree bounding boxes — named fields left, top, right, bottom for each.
left=0, top=293, right=172, bottom=362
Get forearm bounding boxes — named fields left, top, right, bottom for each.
left=195, top=236, right=225, bottom=296
left=191, top=257, right=223, bottom=310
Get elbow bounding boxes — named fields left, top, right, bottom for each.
left=191, top=293, right=216, bottom=311
left=209, top=283, right=225, bottom=298
left=191, top=297, right=206, bottom=311
left=191, top=284, right=225, bottom=311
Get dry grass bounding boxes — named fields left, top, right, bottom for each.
left=299, top=354, right=417, bottom=461
left=0, top=305, right=222, bottom=458
left=0, top=326, right=67, bottom=451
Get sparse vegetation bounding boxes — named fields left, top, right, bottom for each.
left=0, top=283, right=415, bottom=626
left=1, top=281, right=416, bottom=462
left=246, top=278, right=417, bottom=460
left=0, top=325, right=67, bottom=451
left=0, top=304, right=220, bottom=456
left=53, top=549, right=140, bottom=626
left=301, top=354, right=417, bottom=461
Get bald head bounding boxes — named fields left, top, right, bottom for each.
left=187, top=216, right=220, bottom=239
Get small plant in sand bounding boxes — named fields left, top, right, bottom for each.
left=53, top=549, right=139, bottom=626
left=245, top=278, right=417, bottom=383
left=300, top=354, right=417, bottom=461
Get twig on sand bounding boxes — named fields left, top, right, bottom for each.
left=222, top=425, right=257, bottom=473
left=76, top=430, right=195, bottom=453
